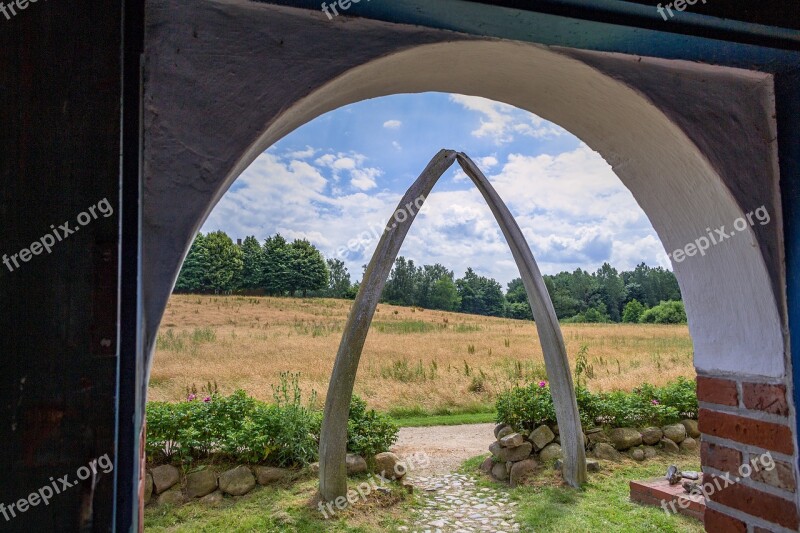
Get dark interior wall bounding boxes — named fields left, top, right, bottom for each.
left=0, top=2, right=122, bottom=531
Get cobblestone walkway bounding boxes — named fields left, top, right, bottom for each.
left=399, top=473, right=522, bottom=533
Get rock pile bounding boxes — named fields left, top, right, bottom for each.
left=484, top=418, right=699, bottom=485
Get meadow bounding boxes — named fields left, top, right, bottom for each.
left=149, top=295, right=695, bottom=414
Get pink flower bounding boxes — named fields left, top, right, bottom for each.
left=538, top=381, right=547, bottom=388
left=187, top=394, right=196, bottom=401
left=651, top=399, right=660, bottom=405
left=203, top=396, right=211, bottom=403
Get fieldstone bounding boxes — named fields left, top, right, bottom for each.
left=150, top=465, right=180, bottom=495
left=631, top=448, right=645, bottom=461
left=641, top=427, right=663, bottom=445
left=587, top=430, right=610, bottom=445
left=643, top=446, right=658, bottom=459
left=681, top=419, right=700, bottom=438
left=480, top=456, right=494, bottom=474
left=539, top=443, right=563, bottom=463
left=157, top=488, right=185, bottom=506
left=550, top=424, right=560, bottom=435
left=199, top=490, right=224, bottom=506
left=255, top=466, right=291, bottom=485
left=218, top=466, right=256, bottom=496
left=609, top=427, right=642, bottom=450
left=662, top=424, right=687, bottom=444
left=509, top=459, right=537, bottom=487
left=346, top=454, right=368, bottom=475
left=144, top=472, right=153, bottom=504
left=186, top=468, right=217, bottom=498
left=497, top=442, right=533, bottom=462
left=497, top=426, right=515, bottom=440
left=586, top=459, right=601, bottom=472
left=680, top=437, right=698, bottom=452
left=494, top=423, right=511, bottom=438
left=660, top=438, right=680, bottom=453
left=529, top=425, right=555, bottom=451
left=375, top=452, right=406, bottom=479
left=592, top=443, right=621, bottom=461
left=308, top=462, right=320, bottom=474
left=505, top=461, right=514, bottom=474
left=500, top=432, right=525, bottom=448
left=491, top=462, right=509, bottom=481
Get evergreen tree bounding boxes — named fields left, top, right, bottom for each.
left=237, top=235, right=264, bottom=291
left=262, top=234, right=292, bottom=296
left=175, top=233, right=208, bottom=292
left=203, top=230, right=243, bottom=292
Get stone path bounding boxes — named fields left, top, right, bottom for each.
left=390, top=423, right=524, bottom=532
left=399, top=472, right=521, bottom=533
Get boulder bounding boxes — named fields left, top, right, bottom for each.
left=505, top=461, right=514, bottom=475
left=680, top=437, right=698, bottom=452
left=157, top=488, right=185, bottom=506
left=255, top=466, right=291, bottom=485
left=631, top=448, right=645, bottom=461
left=587, top=431, right=610, bottom=445
left=494, top=423, right=511, bottom=438
left=660, top=438, right=680, bottom=454
left=308, top=462, right=320, bottom=474
left=480, top=456, right=494, bottom=474
left=643, top=446, right=658, bottom=459
left=641, top=427, right=663, bottom=445
left=150, top=465, right=180, bottom=495
left=489, top=441, right=503, bottom=458
left=609, top=427, right=642, bottom=450
left=497, top=441, right=533, bottom=462
left=662, top=424, right=687, bottom=444
left=218, top=466, right=256, bottom=496
left=346, top=454, right=368, bottom=475
left=529, top=425, right=555, bottom=451
left=375, top=452, right=406, bottom=479
left=509, top=459, right=537, bottom=487
left=539, top=443, right=563, bottom=463
left=144, top=472, right=153, bottom=504
left=586, top=460, right=601, bottom=472
left=491, top=462, right=509, bottom=481
left=681, top=419, right=700, bottom=438
left=186, top=468, right=218, bottom=498
left=499, top=432, right=525, bottom=448
left=550, top=424, right=560, bottom=435
left=497, top=426, right=515, bottom=440
left=592, top=443, right=621, bottom=461
left=199, top=490, right=224, bottom=507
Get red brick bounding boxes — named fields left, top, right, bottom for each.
left=697, top=376, right=738, bottom=406
left=742, top=382, right=789, bottom=416
left=698, top=409, right=794, bottom=454
left=704, top=508, right=746, bottom=533
left=751, top=457, right=796, bottom=492
left=710, top=481, right=799, bottom=530
left=701, top=441, right=743, bottom=474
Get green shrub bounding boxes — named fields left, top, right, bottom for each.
left=347, top=395, right=399, bottom=459
left=495, top=378, right=696, bottom=433
left=145, top=377, right=396, bottom=468
left=639, top=300, right=686, bottom=324
left=621, top=299, right=646, bottom=323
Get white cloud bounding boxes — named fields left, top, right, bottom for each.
left=449, top=94, right=565, bottom=144
left=392, top=141, right=402, bottom=151
left=383, top=120, right=402, bottom=129
left=286, top=146, right=316, bottom=159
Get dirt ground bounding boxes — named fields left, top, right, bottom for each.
left=390, top=423, right=495, bottom=476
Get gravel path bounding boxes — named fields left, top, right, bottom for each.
left=390, top=423, right=496, bottom=476
left=390, top=424, right=522, bottom=533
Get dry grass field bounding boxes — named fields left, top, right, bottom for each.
left=149, top=295, right=695, bottom=413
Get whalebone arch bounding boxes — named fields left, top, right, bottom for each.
left=318, top=150, right=587, bottom=500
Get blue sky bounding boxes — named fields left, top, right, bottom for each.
left=202, top=93, right=669, bottom=287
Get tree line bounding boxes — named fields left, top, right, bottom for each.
left=175, top=231, right=684, bottom=323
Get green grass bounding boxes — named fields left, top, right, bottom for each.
left=144, top=474, right=417, bottom=533
left=509, top=459, right=704, bottom=532
left=384, top=403, right=496, bottom=427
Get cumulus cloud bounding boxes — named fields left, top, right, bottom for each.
left=450, top=94, right=565, bottom=144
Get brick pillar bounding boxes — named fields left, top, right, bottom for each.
left=697, top=374, right=799, bottom=532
